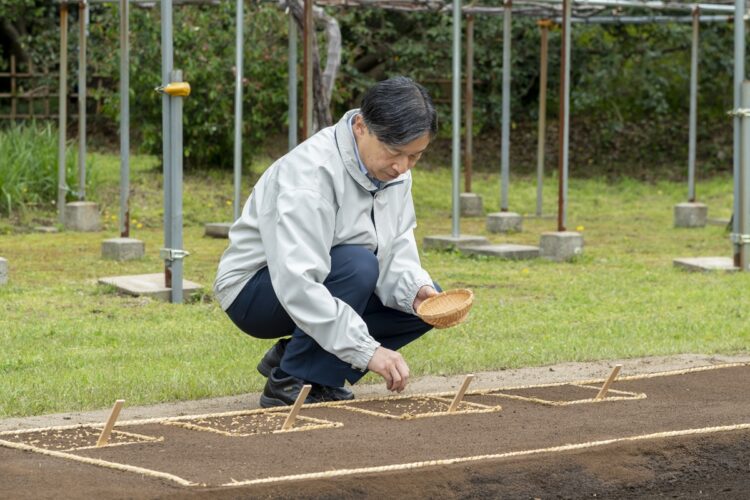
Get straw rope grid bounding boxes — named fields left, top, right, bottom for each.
left=0, top=362, right=748, bottom=489
left=2, top=362, right=746, bottom=435
left=481, top=383, right=646, bottom=406
left=163, top=415, right=342, bottom=437
left=336, top=395, right=502, bottom=420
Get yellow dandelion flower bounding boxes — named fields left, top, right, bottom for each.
left=136, top=223, right=143, bottom=229
left=576, top=225, right=584, bottom=232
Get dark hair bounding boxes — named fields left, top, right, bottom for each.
left=359, top=76, right=438, bottom=146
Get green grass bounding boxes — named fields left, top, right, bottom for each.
left=0, top=124, right=98, bottom=218
left=0, top=152, right=747, bottom=418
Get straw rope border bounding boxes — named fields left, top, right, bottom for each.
left=479, top=383, right=646, bottom=406
left=163, top=414, right=342, bottom=437
left=336, top=395, right=502, bottom=420
left=221, top=423, right=750, bottom=487
left=0, top=437, right=198, bottom=487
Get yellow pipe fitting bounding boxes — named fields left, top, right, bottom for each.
left=164, top=82, right=191, bottom=97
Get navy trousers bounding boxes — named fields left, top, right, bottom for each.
left=226, top=245, right=438, bottom=387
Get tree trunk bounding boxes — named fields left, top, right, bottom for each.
left=284, top=0, right=341, bottom=132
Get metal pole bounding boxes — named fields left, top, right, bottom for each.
left=78, top=0, right=88, bottom=200
left=233, top=0, right=243, bottom=222
left=500, top=0, right=512, bottom=212
left=288, top=12, right=298, bottom=150
left=558, top=0, right=571, bottom=231
left=303, top=0, right=313, bottom=139
left=464, top=14, right=474, bottom=194
left=451, top=0, right=462, bottom=238
left=120, top=0, right=130, bottom=237
left=58, top=3, right=69, bottom=223
left=731, top=0, right=745, bottom=267
left=170, top=69, right=184, bottom=303
left=161, top=0, right=173, bottom=288
left=740, top=82, right=750, bottom=270
left=687, top=6, right=699, bottom=203
left=536, top=20, right=550, bottom=217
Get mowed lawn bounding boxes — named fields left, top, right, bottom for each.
left=0, top=152, right=747, bottom=418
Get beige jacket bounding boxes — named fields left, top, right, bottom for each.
left=214, top=109, right=433, bottom=370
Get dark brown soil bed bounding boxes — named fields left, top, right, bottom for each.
left=1, top=363, right=749, bottom=499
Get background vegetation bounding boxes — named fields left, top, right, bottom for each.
left=1, top=2, right=746, bottom=176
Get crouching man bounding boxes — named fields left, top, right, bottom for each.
left=214, top=76, right=440, bottom=407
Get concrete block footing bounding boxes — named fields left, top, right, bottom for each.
left=101, top=238, right=145, bottom=261
left=486, top=212, right=523, bottom=233
left=64, top=201, right=101, bottom=232
left=673, top=257, right=739, bottom=272
left=707, top=217, right=730, bottom=227
left=98, top=273, right=203, bottom=302
left=539, top=231, right=584, bottom=261
left=460, top=193, right=484, bottom=217
left=204, top=222, right=231, bottom=239
left=674, top=202, right=708, bottom=228
left=423, top=234, right=489, bottom=251
left=461, top=244, right=539, bottom=260
left=0, top=257, right=8, bottom=286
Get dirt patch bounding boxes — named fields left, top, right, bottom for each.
left=162, top=411, right=340, bottom=436
left=1, top=363, right=749, bottom=498
left=4, top=426, right=160, bottom=452
left=338, top=395, right=501, bottom=419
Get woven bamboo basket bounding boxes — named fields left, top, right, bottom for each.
left=417, top=288, right=474, bottom=329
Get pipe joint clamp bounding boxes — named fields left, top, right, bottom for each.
left=730, top=233, right=750, bottom=245
left=160, top=248, right=190, bottom=261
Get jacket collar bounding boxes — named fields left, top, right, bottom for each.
left=334, top=109, right=409, bottom=192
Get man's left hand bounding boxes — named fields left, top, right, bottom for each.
left=413, top=285, right=438, bottom=314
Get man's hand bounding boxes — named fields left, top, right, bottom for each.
left=412, top=285, right=438, bottom=314
left=367, top=346, right=410, bottom=392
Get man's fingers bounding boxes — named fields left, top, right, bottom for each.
left=389, top=364, right=402, bottom=392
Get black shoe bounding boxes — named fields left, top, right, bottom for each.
left=256, top=338, right=290, bottom=377
left=312, top=384, right=355, bottom=402
left=259, top=368, right=355, bottom=408
left=260, top=367, right=316, bottom=408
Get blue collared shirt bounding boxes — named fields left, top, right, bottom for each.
left=348, top=113, right=382, bottom=190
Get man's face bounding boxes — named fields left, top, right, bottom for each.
left=353, top=114, right=430, bottom=182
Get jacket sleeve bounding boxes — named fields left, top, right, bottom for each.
left=258, top=187, right=380, bottom=371
left=375, top=184, right=433, bottom=314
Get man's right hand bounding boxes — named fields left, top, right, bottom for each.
left=367, top=346, right=410, bottom=393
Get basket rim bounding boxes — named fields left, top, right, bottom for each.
left=417, top=288, right=474, bottom=320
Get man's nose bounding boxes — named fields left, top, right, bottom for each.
left=392, top=157, right=409, bottom=174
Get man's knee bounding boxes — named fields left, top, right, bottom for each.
left=329, top=245, right=379, bottom=289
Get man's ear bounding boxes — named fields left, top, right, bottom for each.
left=353, top=114, right=366, bottom=137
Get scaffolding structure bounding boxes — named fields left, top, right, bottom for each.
left=54, top=0, right=749, bottom=281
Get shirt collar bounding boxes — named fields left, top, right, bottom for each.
left=348, top=113, right=382, bottom=190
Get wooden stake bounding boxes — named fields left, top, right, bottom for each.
left=595, top=365, right=622, bottom=401
left=96, top=399, right=125, bottom=447
left=281, top=385, right=311, bottom=431
left=448, top=374, right=475, bottom=412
